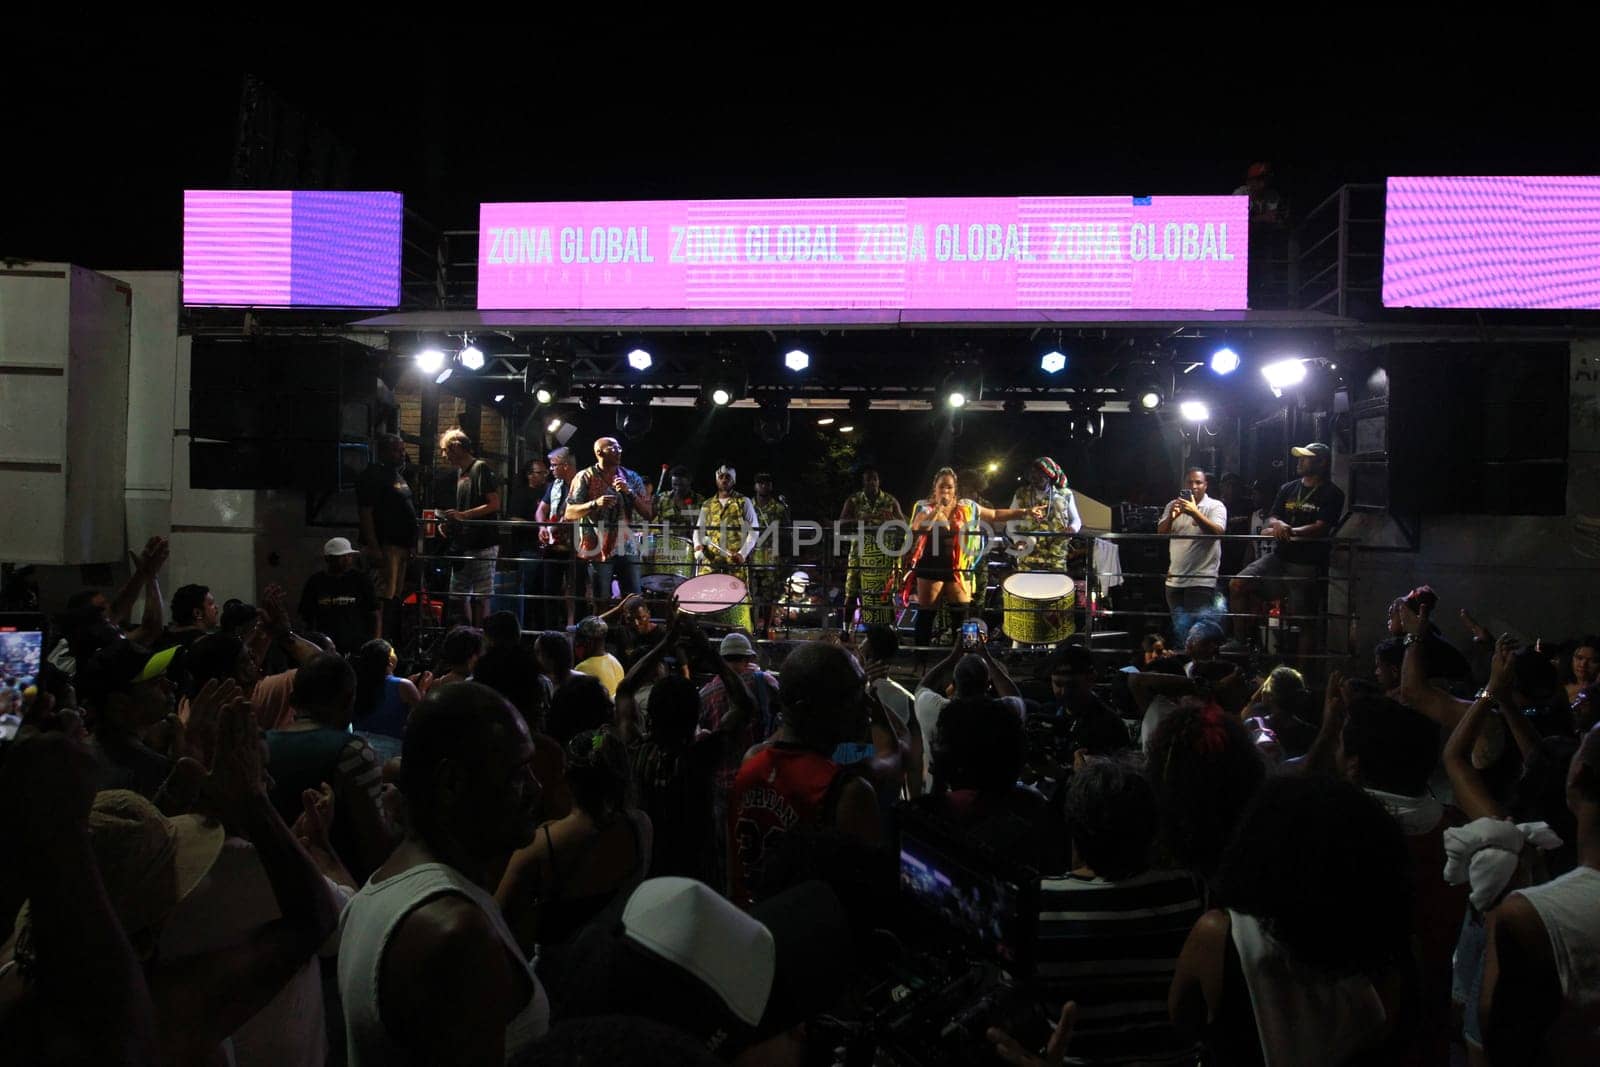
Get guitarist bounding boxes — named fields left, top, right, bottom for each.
left=693, top=464, right=759, bottom=577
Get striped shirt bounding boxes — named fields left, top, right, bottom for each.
left=1035, top=868, right=1204, bottom=1065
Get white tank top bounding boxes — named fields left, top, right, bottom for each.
left=1512, top=866, right=1600, bottom=1060
left=1228, top=910, right=1386, bottom=1066
left=338, top=861, right=549, bottom=1065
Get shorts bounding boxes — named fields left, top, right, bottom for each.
left=449, top=545, right=498, bottom=598
left=1235, top=552, right=1319, bottom=618
left=913, top=557, right=955, bottom=583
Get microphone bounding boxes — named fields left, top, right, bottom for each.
left=656, top=464, right=668, bottom=494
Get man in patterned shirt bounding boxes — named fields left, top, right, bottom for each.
left=647, top=465, right=700, bottom=582
left=839, top=466, right=904, bottom=627
left=749, top=473, right=789, bottom=633
left=693, top=465, right=758, bottom=576
left=566, top=437, right=654, bottom=609
left=1010, top=456, right=1082, bottom=574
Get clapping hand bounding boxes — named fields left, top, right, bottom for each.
left=1487, top=635, right=1519, bottom=702
left=130, top=536, right=170, bottom=580
left=292, top=782, right=336, bottom=854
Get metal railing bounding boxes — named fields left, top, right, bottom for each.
left=401, top=518, right=1358, bottom=671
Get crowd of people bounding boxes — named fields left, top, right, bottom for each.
left=2, top=516, right=1598, bottom=1065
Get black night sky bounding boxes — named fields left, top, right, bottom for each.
left=11, top=30, right=1600, bottom=271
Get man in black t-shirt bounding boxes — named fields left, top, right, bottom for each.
left=439, top=428, right=502, bottom=627
left=356, top=433, right=416, bottom=613
left=1228, top=442, right=1346, bottom=648
left=297, top=537, right=380, bottom=654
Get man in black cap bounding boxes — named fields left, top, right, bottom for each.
left=1227, top=442, right=1345, bottom=651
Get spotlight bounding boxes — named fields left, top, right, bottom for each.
left=525, top=359, right=571, bottom=406
left=1261, top=357, right=1307, bottom=397
left=434, top=368, right=453, bottom=384
left=1210, top=347, right=1241, bottom=375
left=839, top=424, right=855, bottom=434
left=986, top=461, right=1000, bottom=474
left=1040, top=350, right=1067, bottom=374
left=415, top=348, right=447, bottom=374
left=459, top=345, right=485, bottom=371
left=1128, top=368, right=1167, bottom=413
left=1179, top=399, right=1211, bottom=422
left=940, top=366, right=982, bottom=410
left=816, top=416, right=836, bottom=426
left=784, top=348, right=811, bottom=372
left=546, top=416, right=564, bottom=434
left=493, top=394, right=506, bottom=403
left=700, top=359, right=745, bottom=409
left=627, top=348, right=653, bottom=371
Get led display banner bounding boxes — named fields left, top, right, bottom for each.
left=478, top=196, right=1248, bottom=310
left=1384, top=177, right=1600, bottom=310
left=183, top=190, right=403, bottom=307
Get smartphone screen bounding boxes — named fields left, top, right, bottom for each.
left=961, top=619, right=981, bottom=648
left=0, top=613, right=46, bottom=716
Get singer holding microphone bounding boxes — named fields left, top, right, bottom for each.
left=566, top=436, right=654, bottom=610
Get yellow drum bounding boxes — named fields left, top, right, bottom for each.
left=644, top=534, right=697, bottom=582
left=1001, top=572, right=1076, bottom=645
left=675, top=572, right=755, bottom=634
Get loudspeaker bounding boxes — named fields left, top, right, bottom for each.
left=189, top=440, right=369, bottom=491
left=189, top=336, right=377, bottom=441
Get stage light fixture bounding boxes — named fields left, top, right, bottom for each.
left=434, top=368, right=453, bottom=385
left=1127, top=367, right=1167, bottom=413
left=784, top=348, right=810, bottom=372
left=700, top=364, right=744, bottom=409
left=1210, top=347, right=1241, bottom=375
left=1068, top=399, right=1104, bottom=441
left=617, top=399, right=653, bottom=438
left=493, top=393, right=506, bottom=403
left=986, top=461, right=1000, bottom=474
left=525, top=359, right=572, bottom=407
left=546, top=416, right=564, bottom=433
left=627, top=348, right=653, bottom=371
left=940, top=366, right=982, bottom=410
left=460, top=345, right=485, bottom=371
left=1179, top=399, right=1211, bottom=422
left=1261, top=357, right=1307, bottom=397
left=756, top=396, right=791, bottom=444
left=1041, top=350, right=1067, bottom=374
left=839, top=424, right=855, bottom=434
left=415, top=348, right=447, bottom=374
left=816, top=416, right=836, bottom=426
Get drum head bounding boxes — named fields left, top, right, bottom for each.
left=676, top=573, right=749, bottom=613
left=1003, top=571, right=1073, bottom=600
left=640, top=573, right=687, bottom=597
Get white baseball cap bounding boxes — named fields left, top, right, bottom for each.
left=323, top=537, right=360, bottom=557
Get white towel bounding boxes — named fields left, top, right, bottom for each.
left=1443, top=817, right=1565, bottom=912
left=1093, top=538, right=1124, bottom=591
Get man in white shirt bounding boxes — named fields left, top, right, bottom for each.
left=1156, top=468, right=1228, bottom=641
